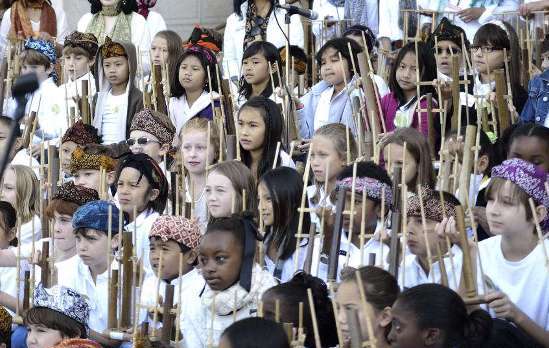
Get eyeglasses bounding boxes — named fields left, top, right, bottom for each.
left=126, top=137, right=160, bottom=146
left=434, top=47, right=462, bottom=56
left=471, top=46, right=503, bottom=54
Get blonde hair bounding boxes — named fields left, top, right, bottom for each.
left=180, top=117, right=221, bottom=163
left=208, top=160, right=257, bottom=216
left=10, top=165, right=40, bottom=224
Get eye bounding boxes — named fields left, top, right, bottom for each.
left=216, top=256, right=226, bottom=263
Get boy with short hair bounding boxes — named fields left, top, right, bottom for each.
left=128, top=108, right=175, bottom=164
left=93, top=37, right=143, bottom=145
left=60, top=121, right=102, bottom=175
left=69, top=146, right=116, bottom=193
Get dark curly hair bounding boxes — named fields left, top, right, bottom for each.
left=88, top=0, right=138, bottom=15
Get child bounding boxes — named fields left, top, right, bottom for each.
left=238, top=41, right=282, bottom=104
left=24, top=284, right=90, bottom=348
left=181, top=214, right=277, bottom=347
left=116, top=153, right=168, bottom=276
left=381, top=127, right=435, bottom=192
left=137, top=0, right=166, bottom=38
left=0, top=306, right=10, bottom=348
left=336, top=266, right=399, bottom=348
left=128, top=108, right=175, bottom=165
left=0, top=165, right=41, bottom=248
left=93, top=36, right=143, bottom=145
left=381, top=41, right=437, bottom=136
left=261, top=272, right=338, bottom=347
left=0, top=115, right=39, bottom=176
left=278, top=45, right=308, bottom=94
left=315, top=161, right=393, bottom=278
left=219, top=317, right=290, bottom=348
left=258, top=167, right=310, bottom=282
left=57, top=31, right=99, bottom=123
left=296, top=38, right=363, bottom=139
left=307, top=123, right=356, bottom=228
left=69, top=146, right=116, bottom=192
left=472, top=22, right=527, bottom=116
left=179, top=117, right=219, bottom=229
left=520, top=38, right=549, bottom=124
left=387, top=284, right=492, bottom=348
left=65, top=200, right=123, bottom=346
left=238, top=96, right=295, bottom=181
left=169, top=43, right=220, bottom=134
left=205, top=160, right=257, bottom=219
left=150, top=30, right=183, bottom=69
left=140, top=215, right=203, bottom=332
left=507, top=123, right=549, bottom=172
left=0, top=201, right=17, bottom=313
left=60, top=121, right=102, bottom=176
left=400, top=188, right=463, bottom=291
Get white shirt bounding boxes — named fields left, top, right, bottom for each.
left=19, top=215, right=42, bottom=252
left=313, top=85, right=334, bottom=131
left=477, top=235, right=549, bottom=330
left=57, top=72, right=97, bottom=125
left=0, top=262, right=17, bottom=315
left=264, top=238, right=309, bottom=283
left=101, top=91, right=128, bottom=144
left=169, top=91, right=219, bottom=136
left=307, top=184, right=334, bottom=231
left=146, top=11, right=167, bottom=39
left=124, top=209, right=159, bottom=280
left=311, top=0, right=345, bottom=50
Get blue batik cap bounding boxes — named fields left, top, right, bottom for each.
left=72, top=200, right=122, bottom=235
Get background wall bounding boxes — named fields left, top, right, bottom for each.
left=65, top=0, right=233, bottom=39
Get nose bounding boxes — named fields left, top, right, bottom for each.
left=202, top=259, right=215, bottom=274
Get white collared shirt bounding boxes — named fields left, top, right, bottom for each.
left=124, top=209, right=159, bottom=279
left=264, top=238, right=309, bottom=283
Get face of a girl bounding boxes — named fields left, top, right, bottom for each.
left=383, top=144, right=418, bottom=187
left=472, top=43, right=504, bottom=76
left=60, top=141, right=78, bottom=172
left=396, top=52, right=418, bottom=92
left=198, top=231, right=243, bottom=291
left=0, top=168, right=16, bottom=208
left=73, top=169, right=101, bottom=191
left=52, top=211, right=76, bottom=252
left=257, top=182, right=274, bottom=226
left=21, top=64, right=51, bottom=83
left=387, top=300, right=429, bottom=348
left=238, top=107, right=266, bottom=153
left=486, top=181, right=531, bottom=236
left=117, top=167, right=157, bottom=216
left=242, top=52, right=271, bottom=86
left=320, top=47, right=350, bottom=88
left=26, top=324, right=64, bottom=348
left=336, top=281, right=376, bottom=344
left=310, top=135, right=346, bottom=183
left=406, top=216, right=439, bottom=258
left=149, top=238, right=194, bottom=280
left=151, top=36, right=168, bottom=66
left=128, top=130, right=164, bottom=163
left=181, top=130, right=214, bottom=175
left=178, top=55, right=206, bottom=93
left=434, top=40, right=462, bottom=76
left=205, top=172, right=237, bottom=218
left=508, top=136, right=549, bottom=172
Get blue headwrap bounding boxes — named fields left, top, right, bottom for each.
left=24, top=38, right=57, bottom=82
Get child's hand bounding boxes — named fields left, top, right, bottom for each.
left=435, top=216, right=460, bottom=245
left=457, top=7, right=485, bottom=22
left=472, top=207, right=491, bottom=236
left=485, top=291, right=521, bottom=322
left=296, top=139, right=310, bottom=153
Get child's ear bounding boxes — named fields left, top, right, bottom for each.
left=374, top=204, right=383, bottom=219
left=107, top=171, right=116, bottom=185
left=477, top=154, right=489, bottom=174
left=423, top=327, right=442, bottom=346
left=88, top=56, right=96, bottom=67
left=111, top=233, right=121, bottom=250
left=148, top=188, right=160, bottom=202
left=159, top=143, right=170, bottom=158
left=7, top=227, right=16, bottom=242
left=271, top=62, right=278, bottom=73
left=534, top=205, right=547, bottom=226
left=378, top=306, right=392, bottom=328
left=186, top=250, right=197, bottom=265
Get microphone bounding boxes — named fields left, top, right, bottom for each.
left=276, top=4, right=319, bottom=20
left=12, top=73, right=39, bottom=99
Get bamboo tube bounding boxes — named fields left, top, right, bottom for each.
left=328, top=188, right=347, bottom=282
left=456, top=205, right=477, bottom=299
left=151, top=250, right=164, bottom=337
left=355, top=271, right=377, bottom=348
left=457, top=125, right=477, bottom=208
left=417, top=185, right=435, bottom=283
left=160, top=284, right=175, bottom=343
left=344, top=162, right=358, bottom=267
left=528, top=198, right=549, bottom=270
left=121, top=232, right=134, bottom=328
left=388, top=165, right=402, bottom=278
left=108, top=269, right=119, bottom=329
left=307, top=289, right=322, bottom=348
left=494, top=69, right=510, bottom=132
left=359, top=188, right=367, bottom=266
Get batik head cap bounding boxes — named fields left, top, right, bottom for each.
left=150, top=215, right=202, bottom=249
left=336, top=176, right=393, bottom=211
left=52, top=339, right=102, bottom=348
left=0, top=306, right=11, bottom=341
left=52, top=182, right=99, bottom=206
left=427, top=17, right=470, bottom=50
left=64, top=31, right=99, bottom=58
left=100, top=36, right=127, bottom=59
left=24, top=37, right=56, bottom=64
left=407, top=186, right=457, bottom=223
left=62, top=121, right=102, bottom=146
left=69, top=147, right=116, bottom=174
left=130, top=108, right=175, bottom=144
left=185, top=25, right=221, bottom=53
left=72, top=200, right=122, bottom=234
left=33, top=283, right=90, bottom=327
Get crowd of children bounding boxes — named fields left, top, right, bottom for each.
left=0, top=0, right=547, bottom=347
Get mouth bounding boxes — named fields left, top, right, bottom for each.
left=204, top=277, right=221, bottom=287
left=187, top=161, right=201, bottom=166
left=119, top=198, right=131, bottom=205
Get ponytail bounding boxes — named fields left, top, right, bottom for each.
left=464, top=309, right=493, bottom=348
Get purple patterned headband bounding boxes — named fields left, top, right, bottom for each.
left=336, top=177, right=393, bottom=210
left=186, top=45, right=216, bottom=65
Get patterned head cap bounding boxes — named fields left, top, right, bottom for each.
left=33, top=283, right=90, bottom=326
left=24, top=38, right=56, bottom=64
left=62, top=121, right=101, bottom=146
left=129, top=108, right=175, bottom=144
left=0, top=306, right=11, bottom=341
left=52, top=182, right=99, bottom=206
left=100, top=36, right=127, bottom=59
left=52, top=339, right=102, bottom=348
left=69, top=147, right=116, bottom=174
left=72, top=200, right=122, bottom=235
left=407, top=186, right=457, bottom=223
left=150, top=215, right=202, bottom=249
left=64, top=31, right=99, bottom=58
left=336, top=176, right=393, bottom=211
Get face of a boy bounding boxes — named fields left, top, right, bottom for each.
left=75, top=229, right=110, bottom=269
left=117, top=167, right=157, bottom=216
left=149, top=238, right=195, bottom=280
left=64, top=53, right=92, bottom=81
left=406, top=216, right=439, bottom=258
left=21, top=64, right=51, bottom=83
left=26, top=324, right=64, bottom=348
left=103, top=56, right=129, bottom=88
left=53, top=212, right=76, bottom=253
left=198, top=232, right=243, bottom=291
left=320, top=47, right=350, bottom=88
left=343, top=193, right=378, bottom=236
left=128, top=130, right=163, bottom=163
left=74, top=169, right=101, bottom=191
left=60, top=141, right=78, bottom=172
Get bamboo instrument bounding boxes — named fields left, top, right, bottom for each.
left=494, top=70, right=511, bottom=132
left=21, top=112, right=37, bottom=150
left=388, top=165, right=402, bottom=278
left=345, top=307, right=363, bottom=348
left=81, top=80, right=91, bottom=125
left=456, top=205, right=477, bottom=299
left=357, top=52, right=382, bottom=134
left=160, top=284, right=175, bottom=344
left=0, top=60, right=7, bottom=114
left=47, top=145, right=59, bottom=197
left=307, top=289, right=322, bottom=348
left=425, top=94, right=436, bottom=158
left=450, top=55, right=461, bottom=132
left=457, top=125, right=476, bottom=208
left=121, top=232, right=134, bottom=328
left=302, top=224, right=316, bottom=274
left=22, top=271, right=30, bottom=310
left=328, top=188, right=347, bottom=283
left=40, top=240, right=50, bottom=287
left=108, top=269, right=119, bottom=329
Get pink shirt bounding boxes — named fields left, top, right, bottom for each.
left=380, top=92, right=435, bottom=136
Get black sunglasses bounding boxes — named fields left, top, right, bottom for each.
left=126, top=137, right=160, bottom=146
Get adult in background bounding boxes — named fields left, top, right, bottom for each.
left=136, top=0, right=166, bottom=38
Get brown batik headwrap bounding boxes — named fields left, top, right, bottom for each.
left=407, top=186, right=457, bottom=223
left=0, top=306, right=11, bottom=343
left=129, top=108, right=175, bottom=145
left=100, top=36, right=127, bottom=59
left=53, top=181, right=99, bottom=206
left=69, top=147, right=116, bottom=174
left=61, top=121, right=101, bottom=146
left=64, top=31, right=99, bottom=58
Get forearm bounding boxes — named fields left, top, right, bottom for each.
left=513, top=311, right=549, bottom=347
left=0, top=291, right=18, bottom=313
left=0, top=249, right=17, bottom=267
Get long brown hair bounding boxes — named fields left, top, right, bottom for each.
left=208, top=160, right=257, bottom=216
